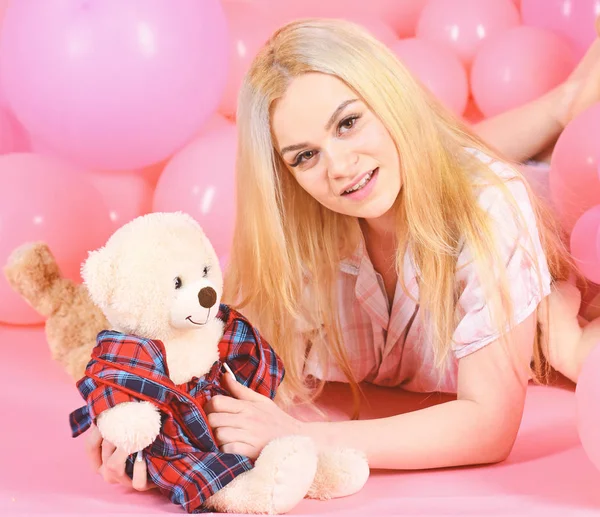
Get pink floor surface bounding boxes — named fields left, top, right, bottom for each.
left=2, top=324, right=600, bottom=516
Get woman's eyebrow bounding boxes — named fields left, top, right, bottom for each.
left=280, top=98, right=359, bottom=156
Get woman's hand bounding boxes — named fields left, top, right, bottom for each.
left=84, top=423, right=157, bottom=492
left=204, top=372, right=304, bottom=460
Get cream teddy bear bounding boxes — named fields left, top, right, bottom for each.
left=66, top=211, right=369, bottom=514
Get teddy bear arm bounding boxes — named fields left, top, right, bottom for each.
left=96, top=400, right=162, bottom=455
left=3, top=241, right=108, bottom=379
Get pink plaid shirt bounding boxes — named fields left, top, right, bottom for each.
left=303, top=149, right=552, bottom=393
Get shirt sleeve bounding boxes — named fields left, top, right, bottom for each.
left=451, top=164, right=552, bottom=359
left=222, top=316, right=285, bottom=400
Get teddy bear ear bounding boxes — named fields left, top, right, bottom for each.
left=81, top=247, right=115, bottom=307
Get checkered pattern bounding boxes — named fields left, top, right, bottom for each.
left=304, top=149, right=552, bottom=393
left=69, top=304, right=285, bottom=514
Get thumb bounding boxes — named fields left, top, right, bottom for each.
left=222, top=364, right=263, bottom=401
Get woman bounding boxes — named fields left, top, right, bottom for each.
left=88, top=18, right=599, bottom=490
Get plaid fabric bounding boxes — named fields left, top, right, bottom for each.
left=69, top=304, right=285, bottom=514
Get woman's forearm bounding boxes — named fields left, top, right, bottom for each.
left=303, top=398, right=522, bottom=470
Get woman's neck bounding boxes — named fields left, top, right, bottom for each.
left=359, top=210, right=400, bottom=307
left=359, top=208, right=397, bottom=245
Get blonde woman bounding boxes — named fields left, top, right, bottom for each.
left=87, top=19, right=600, bottom=490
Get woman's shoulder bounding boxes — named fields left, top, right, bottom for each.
left=462, top=146, right=534, bottom=219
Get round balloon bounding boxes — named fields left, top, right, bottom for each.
left=391, top=38, right=469, bottom=115
left=549, top=103, right=600, bottom=233
left=0, top=0, right=229, bottom=171
left=246, top=0, right=427, bottom=38
left=570, top=205, right=600, bottom=284
left=0, top=154, right=112, bottom=325
left=416, top=0, right=520, bottom=66
left=521, top=0, right=600, bottom=59
left=0, top=107, right=15, bottom=154
left=471, top=26, right=576, bottom=118
left=152, top=123, right=237, bottom=258
left=219, top=2, right=281, bottom=119
left=87, top=170, right=154, bottom=231
left=577, top=340, right=600, bottom=473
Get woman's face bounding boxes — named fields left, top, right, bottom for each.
left=271, top=72, right=401, bottom=221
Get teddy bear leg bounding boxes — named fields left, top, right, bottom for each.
left=62, top=341, right=96, bottom=380
left=204, top=436, right=318, bottom=514
left=306, top=448, right=369, bottom=501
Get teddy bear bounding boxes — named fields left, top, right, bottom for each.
left=3, top=240, right=107, bottom=380
left=13, top=211, right=369, bottom=514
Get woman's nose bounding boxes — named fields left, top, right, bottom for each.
left=325, top=141, right=359, bottom=180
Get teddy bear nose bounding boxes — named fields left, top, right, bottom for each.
left=198, top=287, right=217, bottom=308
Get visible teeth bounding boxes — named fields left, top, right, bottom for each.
left=345, top=171, right=373, bottom=194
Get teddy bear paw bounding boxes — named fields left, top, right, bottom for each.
left=307, top=448, right=369, bottom=500
left=96, top=401, right=161, bottom=455
left=204, top=435, right=318, bottom=514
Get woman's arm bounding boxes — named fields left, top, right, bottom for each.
left=304, top=315, right=535, bottom=469
left=206, top=313, right=536, bottom=470
left=471, top=85, right=567, bottom=164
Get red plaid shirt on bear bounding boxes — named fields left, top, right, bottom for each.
left=69, top=304, right=285, bottom=514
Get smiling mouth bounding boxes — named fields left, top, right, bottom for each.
left=342, top=168, right=378, bottom=195
left=186, top=315, right=208, bottom=326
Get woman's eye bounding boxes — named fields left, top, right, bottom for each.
left=174, top=276, right=182, bottom=289
left=291, top=150, right=316, bottom=167
left=203, top=266, right=210, bottom=277
left=338, top=115, right=359, bottom=134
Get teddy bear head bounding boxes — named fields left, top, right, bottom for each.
left=81, top=211, right=223, bottom=341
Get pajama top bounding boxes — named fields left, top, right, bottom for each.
left=303, top=148, right=553, bottom=393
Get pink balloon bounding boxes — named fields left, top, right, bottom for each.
left=570, top=206, right=600, bottom=284
left=152, top=123, right=237, bottom=258
left=577, top=340, right=600, bottom=472
left=0, top=107, right=30, bottom=154
left=416, top=0, right=521, bottom=67
left=0, top=154, right=112, bottom=325
left=341, top=13, right=398, bottom=47
left=245, top=0, right=398, bottom=46
left=245, top=0, right=427, bottom=38
left=521, top=0, right=600, bottom=59
left=219, top=2, right=281, bottom=119
left=549, top=103, right=600, bottom=233
left=87, top=170, right=154, bottom=231
left=471, top=26, right=576, bottom=118
left=0, top=0, right=229, bottom=171
left=391, top=38, right=469, bottom=115
left=364, top=0, right=428, bottom=38
left=0, top=108, right=15, bottom=154
left=597, top=203, right=600, bottom=260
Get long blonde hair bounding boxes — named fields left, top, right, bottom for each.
left=223, top=18, right=574, bottom=409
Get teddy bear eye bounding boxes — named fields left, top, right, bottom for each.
left=203, top=266, right=210, bottom=277
left=174, top=276, right=182, bottom=289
